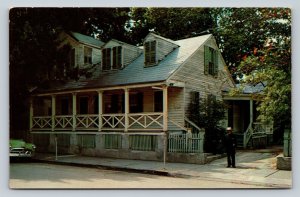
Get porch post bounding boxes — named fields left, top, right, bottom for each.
left=72, top=93, right=77, bottom=131
left=124, top=88, right=130, bottom=132
left=163, top=85, right=168, bottom=131
left=51, top=95, right=56, bottom=132
left=250, top=99, right=253, bottom=123
left=29, top=97, right=33, bottom=131
left=98, top=91, right=103, bottom=131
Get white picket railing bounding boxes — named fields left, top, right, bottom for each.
left=168, top=133, right=204, bottom=153
left=128, top=113, right=163, bottom=130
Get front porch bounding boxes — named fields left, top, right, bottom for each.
left=224, top=95, right=273, bottom=148
left=30, top=83, right=184, bottom=134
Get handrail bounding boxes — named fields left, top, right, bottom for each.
left=243, top=121, right=253, bottom=148
left=184, top=117, right=202, bottom=132
left=168, top=118, right=189, bottom=132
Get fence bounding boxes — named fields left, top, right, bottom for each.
left=168, top=133, right=204, bottom=153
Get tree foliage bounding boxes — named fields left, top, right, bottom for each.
left=188, top=97, right=227, bottom=153
left=210, top=8, right=291, bottom=81
left=237, top=9, right=291, bottom=131
left=129, top=8, right=214, bottom=44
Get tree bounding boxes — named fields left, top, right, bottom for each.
left=188, top=96, right=227, bottom=153
left=9, top=8, right=131, bottom=137
left=237, top=9, right=291, bottom=142
left=129, top=8, right=214, bottom=44
left=210, top=8, right=291, bottom=81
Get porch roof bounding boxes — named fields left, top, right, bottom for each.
left=36, top=34, right=211, bottom=94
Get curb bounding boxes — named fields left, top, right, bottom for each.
left=32, top=158, right=171, bottom=177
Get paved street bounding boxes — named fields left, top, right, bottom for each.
left=10, top=162, right=268, bottom=189
left=9, top=149, right=292, bottom=189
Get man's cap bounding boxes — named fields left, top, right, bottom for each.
left=226, top=127, right=232, bottom=131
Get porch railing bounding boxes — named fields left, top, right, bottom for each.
left=102, top=114, right=125, bottom=130
left=31, top=113, right=163, bottom=131
left=55, top=115, right=73, bottom=129
left=32, top=116, right=52, bottom=129
left=128, top=113, right=163, bottom=130
left=76, top=114, right=99, bottom=129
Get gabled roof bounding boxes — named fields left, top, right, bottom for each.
left=69, top=32, right=105, bottom=48
left=37, top=34, right=212, bottom=94
left=144, top=32, right=180, bottom=47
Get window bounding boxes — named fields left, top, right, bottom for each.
left=79, top=97, right=88, bottom=114
left=144, top=41, right=156, bottom=66
left=191, top=91, right=200, bottom=104
left=204, top=46, right=218, bottom=76
left=84, top=47, right=92, bottom=64
left=102, top=46, right=123, bottom=70
left=102, top=48, right=111, bottom=70
left=70, top=48, right=75, bottom=68
left=130, top=92, right=143, bottom=113
left=112, top=46, right=122, bottom=69
left=154, top=91, right=163, bottom=112
left=61, top=98, right=69, bottom=115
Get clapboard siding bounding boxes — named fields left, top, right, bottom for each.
left=168, top=87, right=184, bottom=130
left=170, top=36, right=235, bottom=116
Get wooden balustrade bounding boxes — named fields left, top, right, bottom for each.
left=31, top=113, right=165, bottom=131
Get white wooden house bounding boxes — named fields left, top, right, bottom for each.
left=30, top=32, right=236, bottom=163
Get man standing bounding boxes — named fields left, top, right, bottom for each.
left=225, top=127, right=237, bottom=168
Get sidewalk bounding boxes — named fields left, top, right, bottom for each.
left=33, top=150, right=292, bottom=188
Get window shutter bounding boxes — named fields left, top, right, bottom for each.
left=204, top=45, right=209, bottom=75
left=145, top=41, right=156, bottom=66
left=150, top=41, right=156, bottom=64
left=118, top=46, right=122, bottom=68
left=102, top=48, right=111, bottom=70
left=113, top=47, right=117, bottom=69
left=145, top=42, right=150, bottom=65
left=214, top=50, right=219, bottom=76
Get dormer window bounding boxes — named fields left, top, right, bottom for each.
left=84, top=47, right=92, bottom=64
left=144, top=41, right=156, bottom=66
left=102, top=46, right=123, bottom=71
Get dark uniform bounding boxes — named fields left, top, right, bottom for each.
left=225, top=129, right=237, bottom=168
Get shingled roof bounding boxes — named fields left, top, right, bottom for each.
left=69, top=32, right=105, bottom=48
left=37, top=34, right=212, bottom=94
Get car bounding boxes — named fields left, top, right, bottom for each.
left=9, top=139, right=36, bottom=158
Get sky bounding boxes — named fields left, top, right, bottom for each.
left=1, top=0, right=299, bottom=197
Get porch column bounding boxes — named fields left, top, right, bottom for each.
left=72, top=93, right=77, bottom=131
left=250, top=99, right=253, bottom=123
left=98, top=91, right=103, bottom=131
left=124, top=88, right=130, bottom=132
left=51, top=95, right=56, bottom=132
left=29, top=97, right=33, bottom=131
left=163, top=85, right=168, bottom=132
